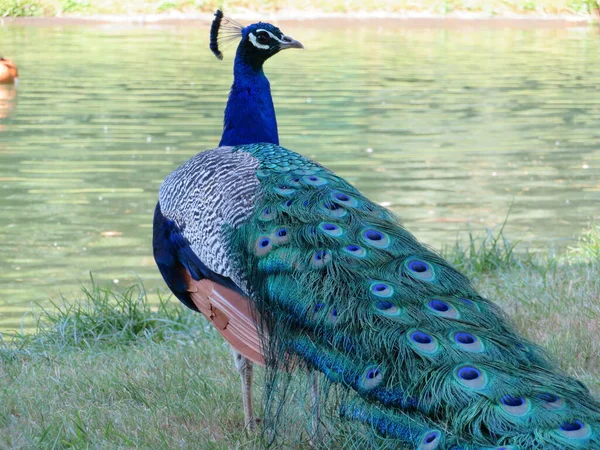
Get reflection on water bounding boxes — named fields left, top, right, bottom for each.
left=0, top=22, right=599, bottom=331
left=0, top=84, right=17, bottom=130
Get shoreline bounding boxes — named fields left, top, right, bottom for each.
left=1, top=10, right=598, bottom=27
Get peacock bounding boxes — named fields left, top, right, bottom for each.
left=152, top=10, right=600, bottom=449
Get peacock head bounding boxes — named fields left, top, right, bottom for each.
left=210, top=10, right=303, bottom=68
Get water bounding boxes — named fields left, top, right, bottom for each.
left=1, top=21, right=599, bottom=332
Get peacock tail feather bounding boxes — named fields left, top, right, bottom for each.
left=217, top=142, right=600, bottom=449
left=156, top=141, right=600, bottom=448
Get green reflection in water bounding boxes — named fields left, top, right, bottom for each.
left=0, top=23, right=599, bottom=331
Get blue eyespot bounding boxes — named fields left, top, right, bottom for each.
left=274, top=185, right=296, bottom=196
left=539, top=393, right=558, bottom=402
left=359, top=365, right=383, bottom=390
left=362, top=229, right=390, bottom=248
left=453, top=332, right=484, bottom=353
left=331, top=191, right=359, bottom=207
left=500, top=395, right=530, bottom=416
left=408, top=330, right=439, bottom=355
left=259, top=207, right=277, bottom=221
left=321, top=201, right=347, bottom=218
left=561, top=421, right=584, bottom=432
left=319, top=222, right=343, bottom=237
left=411, top=331, right=432, bottom=344
left=312, top=302, right=326, bottom=315
left=429, top=299, right=448, bottom=312
left=557, top=420, right=590, bottom=439
left=455, top=333, right=474, bottom=344
left=502, top=396, right=524, bottom=407
left=455, top=365, right=487, bottom=390
left=539, top=392, right=565, bottom=410
left=427, top=299, right=460, bottom=319
left=311, top=250, right=332, bottom=268
left=376, top=301, right=394, bottom=310
left=370, top=282, right=393, bottom=298
left=302, top=175, right=328, bottom=186
left=286, top=175, right=302, bottom=187
left=458, top=367, right=480, bottom=380
left=419, top=430, right=441, bottom=450
left=271, top=227, right=289, bottom=244
left=254, top=236, right=272, bottom=256
left=325, top=307, right=339, bottom=325
left=404, top=257, right=436, bottom=282
left=343, top=244, right=367, bottom=258
left=366, top=230, right=383, bottom=240
left=373, top=299, right=401, bottom=317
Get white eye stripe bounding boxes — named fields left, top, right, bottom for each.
left=255, top=29, right=288, bottom=44
left=249, top=33, right=269, bottom=50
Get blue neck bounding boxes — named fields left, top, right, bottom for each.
left=219, top=56, right=279, bottom=147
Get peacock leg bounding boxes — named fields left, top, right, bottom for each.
left=232, top=347, right=256, bottom=430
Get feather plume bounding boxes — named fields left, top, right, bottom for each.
left=209, top=9, right=243, bottom=60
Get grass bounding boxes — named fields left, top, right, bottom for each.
left=0, top=226, right=599, bottom=449
left=0, top=0, right=599, bottom=17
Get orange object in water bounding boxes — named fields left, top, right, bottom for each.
left=0, top=57, right=18, bottom=84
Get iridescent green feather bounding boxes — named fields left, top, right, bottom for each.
left=229, top=143, right=600, bottom=449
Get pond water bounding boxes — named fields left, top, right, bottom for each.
left=0, top=20, right=599, bottom=332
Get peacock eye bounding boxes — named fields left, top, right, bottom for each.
left=257, top=32, right=270, bottom=44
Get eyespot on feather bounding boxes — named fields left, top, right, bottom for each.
left=331, top=190, right=359, bottom=207
left=285, top=175, right=303, bottom=188
left=458, top=297, right=480, bottom=311
left=361, top=228, right=390, bottom=249
left=274, top=185, right=296, bottom=196
left=318, top=222, right=343, bottom=237
left=312, top=302, right=326, bottom=313
left=557, top=420, right=591, bottom=440
left=321, top=201, right=347, bottom=218
left=455, top=365, right=488, bottom=390
left=281, top=199, right=294, bottom=209
left=427, top=299, right=460, bottom=319
left=499, top=395, right=531, bottom=416
left=342, top=244, right=367, bottom=258
left=259, top=207, right=277, bottom=221
left=254, top=236, right=273, bottom=256
left=408, top=330, right=439, bottom=355
left=311, top=250, right=331, bottom=268
left=403, top=257, right=436, bottom=282
left=370, top=282, right=393, bottom=298
left=452, top=331, right=484, bottom=352
left=302, top=175, right=328, bottom=186
left=418, top=430, right=442, bottom=450
left=538, top=393, right=565, bottom=410
left=271, top=227, right=289, bottom=244
left=327, top=307, right=339, bottom=324
left=373, top=299, right=402, bottom=317
left=359, top=365, right=383, bottom=390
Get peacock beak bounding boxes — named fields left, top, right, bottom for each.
left=279, top=35, right=304, bottom=50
